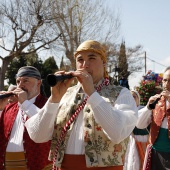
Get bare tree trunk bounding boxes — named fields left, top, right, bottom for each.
left=0, top=57, right=11, bottom=90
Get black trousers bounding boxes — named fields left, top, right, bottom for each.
left=151, top=149, right=170, bottom=170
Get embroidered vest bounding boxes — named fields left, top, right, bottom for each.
left=0, top=94, right=52, bottom=170
left=149, top=96, right=170, bottom=145
left=49, top=82, right=129, bottom=168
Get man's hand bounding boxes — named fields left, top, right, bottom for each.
left=161, top=90, right=170, bottom=102
left=49, top=71, right=75, bottom=103
left=12, top=88, right=27, bottom=104
left=72, top=69, right=95, bottom=96
left=0, top=91, right=9, bottom=110
left=147, top=94, right=161, bottom=110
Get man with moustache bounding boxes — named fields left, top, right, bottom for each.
left=0, top=66, right=52, bottom=170
left=25, top=40, right=138, bottom=170
left=136, top=66, right=170, bottom=170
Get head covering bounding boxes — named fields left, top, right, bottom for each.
left=131, top=89, right=140, bottom=105
left=16, top=66, right=41, bottom=80
left=74, top=40, right=108, bottom=78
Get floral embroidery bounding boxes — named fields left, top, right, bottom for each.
left=50, top=81, right=129, bottom=167
left=102, top=155, right=120, bottom=166
left=84, top=131, right=90, bottom=142
left=114, top=144, right=122, bottom=152
left=121, top=154, right=125, bottom=163
left=96, top=125, right=102, bottom=131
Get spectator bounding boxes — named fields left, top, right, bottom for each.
left=124, top=90, right=149, bottom=170
left=119, top=76, right=129, bottom=89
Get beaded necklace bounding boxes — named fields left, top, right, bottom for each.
left=21, top=110, right=26, bottom=123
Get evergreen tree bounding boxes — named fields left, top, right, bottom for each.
left=25, top=44, right=44, bottom=72
left=117, top=41, right=130, bottom=89
left=6, top=44, right=46, bottom=93
left=60, top=56, right=65, bottom=70
left=118, top=41, right=129, bottom=80
left=42, top=56, right=59, bottom=97
left=6, top=45, right=44, bottom=85
left=6, top=55, right=27, bottom=85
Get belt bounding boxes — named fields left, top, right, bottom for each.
left=5, top=152, right=27, bottom=170
left=59, top=154, right=123, bottom=170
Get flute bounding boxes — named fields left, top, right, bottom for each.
left=148, top=96, right=161, bottom=109
left=148, top=86, right=163, bottom=109
left=0, top=93, right=14, bottom=99
left=46, top=74, right=74, bottom=87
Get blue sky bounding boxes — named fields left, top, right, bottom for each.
left=106, top=0, right=170, bottom=88
left=1, top=0, right=169, bottom=88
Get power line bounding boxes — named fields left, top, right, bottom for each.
left=146, top=56, right=167, bottom=68
left=129, top=53, right=167, bottom=68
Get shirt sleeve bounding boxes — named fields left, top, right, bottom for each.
left=136, top=106, right=152, bottom=129
left=20, top=100, right=40, bottom=118
left=25, top=99, right=59, bottom=143
left=87, top=88, right=138, bottom=144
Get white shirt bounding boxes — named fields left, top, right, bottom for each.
left=25, top=88, right=138, bottom=154
left=6, top=96, right=40, bottom=152
left=136, top=101, right=169, bottom=129
left=123, top=105, right=148, bottom=170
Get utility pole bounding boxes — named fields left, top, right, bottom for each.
left=144, top=51, right=147, bottom=74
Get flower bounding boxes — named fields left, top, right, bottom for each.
left=135, top=70, right=162, bottom=106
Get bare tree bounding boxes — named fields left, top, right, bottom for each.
left=50, top=0, right=121, bottom=70
left=0, top=0, right=60, bottom=90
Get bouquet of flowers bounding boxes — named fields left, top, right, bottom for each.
left=136, top=70, right=163, bottom=106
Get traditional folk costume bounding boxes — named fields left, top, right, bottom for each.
left=124, top=106, right=150, bottom=170
left=0, top=94, right=52, bottom=170
left=0, top=66, right=52, bottom=170
left=124, top=90, right=150, bottom=170
left=25, top=79, right=138, bottom=170
left=137, top=96, right=170, bottom=170
left=26, top=40, right=138, bottom=170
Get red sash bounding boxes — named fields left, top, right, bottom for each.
left=58, top=154, right=122, bottom=170
left=136, top=141, right=149, bottom=170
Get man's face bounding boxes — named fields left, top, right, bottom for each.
left=76, top=51, right=105, bottom=84
left=16, top=76, right=41, bottom=99
left=162, top=70, right=170, bottom=91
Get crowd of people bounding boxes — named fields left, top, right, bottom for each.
left=0, top=40, right=169, bottom=170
